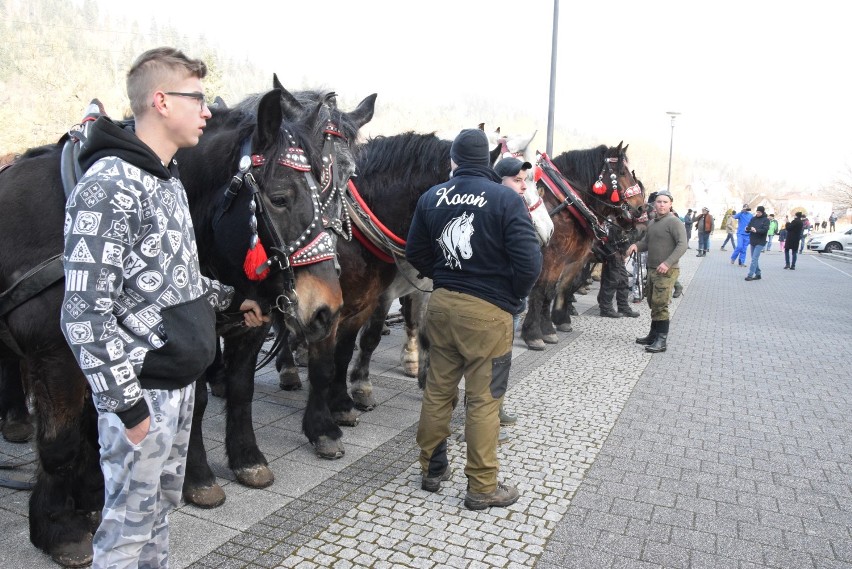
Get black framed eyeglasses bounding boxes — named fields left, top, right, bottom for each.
left=153, top=91, right=208, bottom=110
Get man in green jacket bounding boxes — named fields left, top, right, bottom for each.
left=766, top=213, right=779, bottom=251
left=625, top=191, right=687, bottom=353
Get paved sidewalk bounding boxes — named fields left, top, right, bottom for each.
left=1, top=241, right=850, bottom=568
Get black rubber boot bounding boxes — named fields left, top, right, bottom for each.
left=645, top=320, right=669, bottom=353
left=646, top=334, right=668, bottom=353
left=635, top=321, right=658, bottom=345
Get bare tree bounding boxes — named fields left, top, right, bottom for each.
left=825, top=164, right=852, bottom=210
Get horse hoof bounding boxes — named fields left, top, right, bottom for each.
left=525, top=339, right=546, bottom=351
left=2, top=418, right=34, bottom=443
left=542, top=334, right=559, bottom=344
left=278, top=368, right=303, bottom=391
left=332, top=409, right=360, bottom=426
left=351, top=389, right=376, bottom=412
left=49, top=534, right=93, bottom=568
left=210, top=382, right=226, bottom=398
left=235, top=464, right=275, bottom=489
left=556, top=323, right=573, bottom=332
left=402, top=363, right=418, bottom=378
left=183, top=483, right=226, bottom=509
left=314, top=436, right=345, bottom=459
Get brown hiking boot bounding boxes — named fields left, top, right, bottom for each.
left=421, top=467, right=452, bottom=493
left=464, top=483, right=520, bottom=510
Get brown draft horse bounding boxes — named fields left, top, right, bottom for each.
left=521, top=143, right=646, bottom=350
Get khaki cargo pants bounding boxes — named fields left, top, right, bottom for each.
left=417, top=288, right=513, bottom=493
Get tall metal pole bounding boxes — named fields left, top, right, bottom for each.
left=665, top=111, right=681, bottom=192
left=546, top=0, right=559, bottom=156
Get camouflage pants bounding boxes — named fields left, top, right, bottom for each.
left=93, top=387, right=194, bottom=569
left=647, top=267, right=680, bottom=321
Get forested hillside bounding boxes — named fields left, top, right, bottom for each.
left=0, top=0, right=266, bottom=153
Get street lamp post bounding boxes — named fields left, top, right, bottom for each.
left=666, top=111, right=681, bottom=193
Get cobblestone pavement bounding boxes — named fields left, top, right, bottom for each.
left=1, top=240, right=850, bottom=568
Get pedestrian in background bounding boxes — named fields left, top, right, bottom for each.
left=766, top=214, right=779, bottom=252
left=785, top=212, right=804, bottom=270
left=744, top=206, right=770, bottom=281
left=683, top=208, right=694, bottom=248
left=693, top=207, right=714, bottom=256
left=730, top=204, right=753, bottom=267
left=721, top=209, right=736, bottom=251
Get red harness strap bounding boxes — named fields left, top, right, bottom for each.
left=351, top=225, right=395, bottom=264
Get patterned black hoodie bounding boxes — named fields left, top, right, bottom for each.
left=61, top=117, right=239, bottom=428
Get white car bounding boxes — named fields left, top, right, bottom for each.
left=807, top=227, right=852, bottom=253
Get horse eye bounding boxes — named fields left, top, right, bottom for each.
left=269, top=195, right=291, bottom=208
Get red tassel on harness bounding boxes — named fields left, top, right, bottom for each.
left=593, top=180, right=607, bottom=195
left=610, top=189, right=620, bottom=202
left=244, top=240, right=270, bottom=281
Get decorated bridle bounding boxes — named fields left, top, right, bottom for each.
left=590, top=154, right=644, bottom=219
left=221, top=121, right=350, bottom=315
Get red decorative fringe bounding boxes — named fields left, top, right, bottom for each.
left=244, top=240, right=270, bottom=281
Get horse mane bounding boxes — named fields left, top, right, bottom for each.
left=551, top=145, right=610, bottom=189
left=356, top=131, right=450, bottom=190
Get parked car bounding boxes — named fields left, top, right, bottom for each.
left=807, top=227, right=852, bottom=253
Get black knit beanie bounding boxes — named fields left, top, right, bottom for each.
left=450, top=129, right=490, bottom=168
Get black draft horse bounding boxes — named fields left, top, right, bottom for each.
left=521, top=143, right=646, bottom=350
left=182, top=86, right=376, bottom=509
left=272, top=132, right=454, bottom=461
left=0, top=86, right=371, bottom=566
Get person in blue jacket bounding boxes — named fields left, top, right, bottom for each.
left=730, top=204, right=754, bottom=266
left=406, top=129, right=542, bottom=510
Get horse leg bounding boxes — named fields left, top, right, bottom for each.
left=0, top=359, right=33, bottom=442
left=276, top=327, right=303, bottom=391
left=400, top=292, right=429, bottom=378
left=304, top=333, right=346, bottom=459
left=223, top=326, right=274, bottom=488
left=538, top=283, right=560, bottom=344
left=521, top=282, right=548, bottom=350
left=206, top=340, right=227, bottom=398
left=349, top=296, right=394, bottom=411
left=182, top=376, right=226, bottom=508
left=27, top=352, right=99, bottom=568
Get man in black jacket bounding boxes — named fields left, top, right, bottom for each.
left=745, top=205, right=771, bottom=281
left=406, top=129, right=542, bottom=510
left=784, top=212, right=804, bottom=270
left=596, top=221, right=640, bottom=318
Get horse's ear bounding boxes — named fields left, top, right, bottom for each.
left=616, top=141, right=624, bottom=152
left=272, top=73, right=284, bottom=91
left=478, top=123, right=485, bottom=131
left=346, top=93, right=377, bottom=129
left=623, top=143, right=629, bottom=154
left=278, top=87, right=304, bottom=121
left=255, top=90, right=284, bottom=150
left=489, top=144, right=501, bottom=166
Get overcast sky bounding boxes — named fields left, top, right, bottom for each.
left=97, top=0, right=849, bottom=191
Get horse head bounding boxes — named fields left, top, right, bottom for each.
left=594, top=142, right=645, bottom=223
left=198, top=85, right=371, bottom=343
